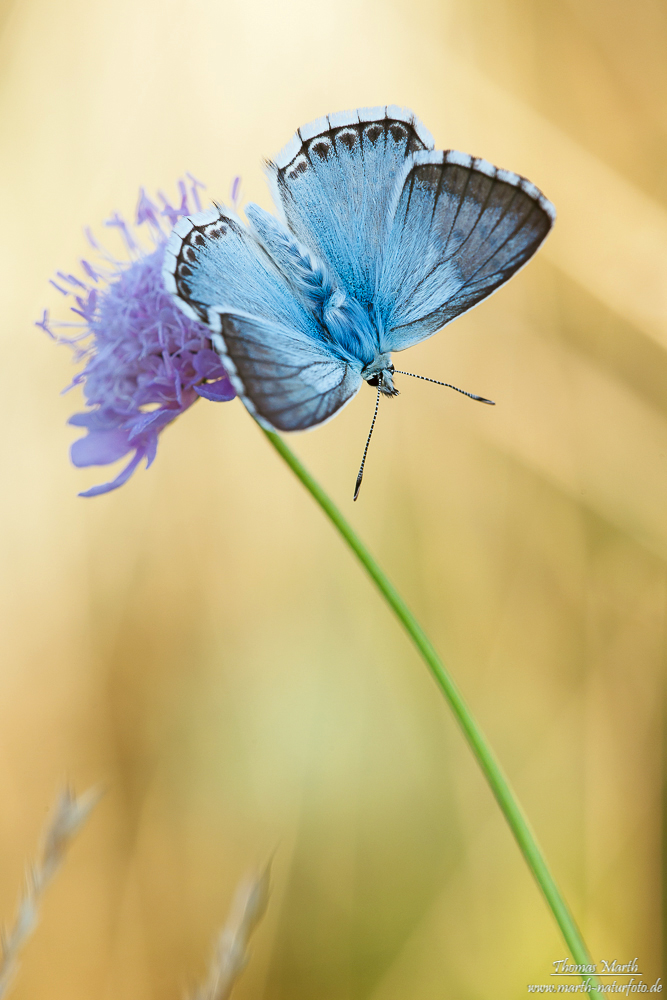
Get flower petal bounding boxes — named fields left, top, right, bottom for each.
left=78, top=449, right=146, bottom=497
left=71, top=429, right=132, bottom=467
left=43, top=180, right=237, bottom=496
left=127, top=408, right=178, bottom=441
left=193, top=347, right=228, bottom=380
left=69, top=409, right=127, bottom=432
left=195, top=380, right=237, bottom=402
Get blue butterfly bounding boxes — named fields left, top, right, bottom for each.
left=163, top=106, right=555, bottom=493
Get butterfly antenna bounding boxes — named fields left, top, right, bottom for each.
left=393, top=370, right=495, bottom=405
left=354, top=386, right=381, bottom=501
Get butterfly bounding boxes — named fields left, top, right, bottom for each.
left=163, top=106, right=555, bottom=493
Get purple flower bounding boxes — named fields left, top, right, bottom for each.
left=39, top=176, right=236, bottom=496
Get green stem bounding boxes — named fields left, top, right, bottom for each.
left=263, top=428, right=600, bottom=997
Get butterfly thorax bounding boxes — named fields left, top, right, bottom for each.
left=362, top=353, right=398, bottom=397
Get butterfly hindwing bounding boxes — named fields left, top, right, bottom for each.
left=267, top=106, right=434, bottom=309
left=208, top=310, right=362, bottom=432
left=378, top=150, right=556, bottom=352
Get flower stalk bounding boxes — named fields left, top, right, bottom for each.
left=262, top=427, right=601, bottom=997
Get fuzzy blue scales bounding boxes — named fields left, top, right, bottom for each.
left=165, top=106, right=555, bottom=433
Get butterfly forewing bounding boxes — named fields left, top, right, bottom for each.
left=379, top=150, right=556, bottom=352
left=267, top=106, right=433, bottom=308
left=164, top=206, right=321, bottom=338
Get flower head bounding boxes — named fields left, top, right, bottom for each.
left=39, top=176, right=235, bottom=496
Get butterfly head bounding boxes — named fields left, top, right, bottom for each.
left=362, top=354, right=399, bottom=397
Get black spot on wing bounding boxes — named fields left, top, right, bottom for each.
left=364, top=123, right=383, bottom=144
left=172, top=209, right=241, bottom=314
left=336, top=128, right=358, bottom=151
left=388, top=122, right=407, bottom=144
left=311, top=138, right=332, bottom=160
left=277, top=115, right=430, bottom=187
left=285, top=156, right=309, bottom=181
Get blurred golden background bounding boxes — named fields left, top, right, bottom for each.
left=0, top=0, right=664, bottom=996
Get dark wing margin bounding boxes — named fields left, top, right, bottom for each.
left=207, top=310, right=363, bottom=432
left=265, top=106, right=434, bottom=306
left=269, top=105, right=433, bottom=183
left=379, top=150, right=556, bottom=352
left=164, top=206, right=241, bottom=323
left=163, top=205, right=323, bottom=336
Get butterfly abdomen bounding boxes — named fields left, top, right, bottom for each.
left=246, top=202, right=379, bottom=368
left=322, top=290, right=379, bottom=367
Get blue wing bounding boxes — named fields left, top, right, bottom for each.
left=164, top=205, right=363, bottom=430
left=266, top=106, right=433, bottom=310
left=207, top=309, right=362, bottom=432
left=377, top=150, right=555, bottom=352
left=163, top=205, right=324, bottom=341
